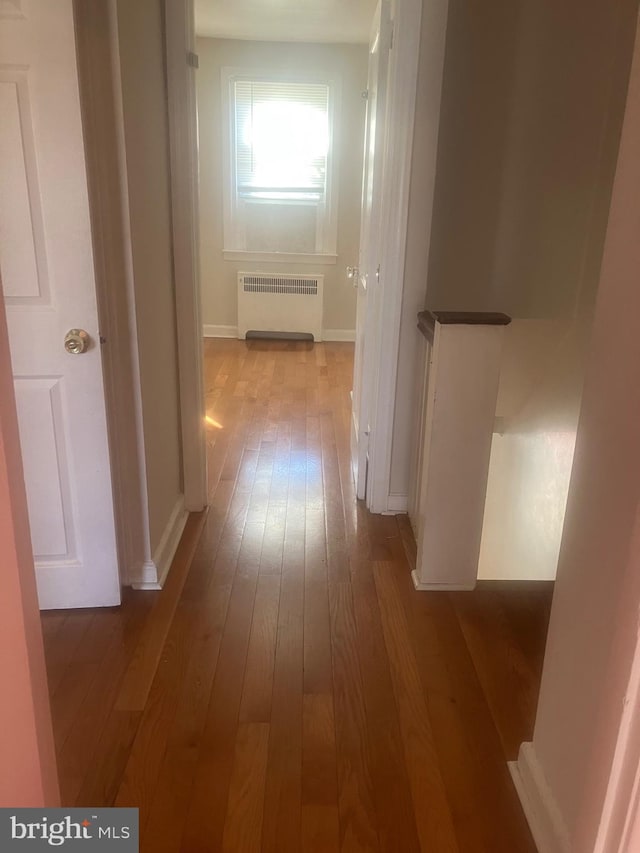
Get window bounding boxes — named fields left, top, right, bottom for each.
left=222, top=71, right=339, bottom=261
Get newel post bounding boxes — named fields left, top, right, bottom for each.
left=412, top=310, right=510, bottom=590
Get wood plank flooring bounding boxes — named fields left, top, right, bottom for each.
left=41, top=339, right=552, bottom=852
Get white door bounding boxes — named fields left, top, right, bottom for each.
left=0, top=0, right=121, bottom=609
left=350, top=0, right=392, bottom=500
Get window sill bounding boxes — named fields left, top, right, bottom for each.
left=223, top=250, right=338, bottom=265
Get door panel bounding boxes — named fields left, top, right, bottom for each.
left=0, top=0, right=120, bottom=608
left=14, top=377, right=72, bottom=559
left=0, top=73, right=49, bottom=303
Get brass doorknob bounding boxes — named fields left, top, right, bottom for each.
left=64, top=329, right=90, bottom=354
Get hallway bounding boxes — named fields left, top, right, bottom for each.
left=41, top=340, right=549, bottom=852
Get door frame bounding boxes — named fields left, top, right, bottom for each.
left=159, top=0, right=445, bottom=517
left=164, top=0, right=207, bottom=512
left=364, top=0, right=447, bottom=514
left=73, top=0, right=151, bottom=586
left=351, top=0, right=392, bottom=503
left=74, top=0, right=207, bottom=588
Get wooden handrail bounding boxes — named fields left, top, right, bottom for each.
left=417, top=310, right=511, bottom=344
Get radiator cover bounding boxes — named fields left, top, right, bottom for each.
left=237, top=273, right=324, bottom=341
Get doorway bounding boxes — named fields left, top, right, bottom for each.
left=193, top=20, right=370, bottom=425
left=187, top=0, right=422, bottom=516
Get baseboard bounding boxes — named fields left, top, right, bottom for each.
left=509, top=743, right=571, bottom=853
left=203, top=324, right=238, bottom=338
left=132, top=562, right=163, bottom=591
left=411, top=569, right=477, bottom=592
left=322, top=329, right=356, bottom=342
left=386, top=494, right=409, bottom=513
left=131, top=496, right=188, bottom=590
left=203, top=325, right=354, bottom=343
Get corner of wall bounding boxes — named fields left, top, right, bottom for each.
left=509, top=742, right=572, bottom=853
left=130, top=495, right=188, bottom=589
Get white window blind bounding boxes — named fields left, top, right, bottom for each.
left=233, top=80, right=330, bottom=203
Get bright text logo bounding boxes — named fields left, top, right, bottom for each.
left=0, top=809, right=138, bottom=851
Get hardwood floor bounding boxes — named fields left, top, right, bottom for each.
left=41, top=339, right=552, bottom=852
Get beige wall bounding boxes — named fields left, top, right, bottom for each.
left=423, top=0, right=630, bottom=319
left=478, top=0, right=636, bottom=580
left=396, top=0, right=636, bottom=581
left=117, top=0, right=183, bottom=552
left=520, top=16, right=640, bottom=846
left=196, top=37, right=367, bottom=334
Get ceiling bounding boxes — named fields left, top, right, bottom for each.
left=195, top=0, right=377, bottom=44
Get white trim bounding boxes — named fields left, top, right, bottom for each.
left=323, top=329, right=356, bottom=342
left=509, top=743, right=571, bottom=853
left=165, top=0, right=208, bottom=512
left=387, top=493, right=408, bottom=512
left=223, top=250, right=337, bottom=265
left=365, top=0, right=433, bottom=514
left=620, top=762, right=640, bottom=853
left=593, top=583, right=640, bottom=853
left=203, top=324, right=238, bottom=338
left=131, top=496, right=188, bottom=590
left=351, top=0, right=392, bottom=502
left=411, top=571, right=476, bottom=592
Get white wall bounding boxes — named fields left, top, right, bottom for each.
left=514, top=17, right=640, bottom=848
left=116, top=0, right=184, bottom=554
left=196, top=37, right=367, bottom=335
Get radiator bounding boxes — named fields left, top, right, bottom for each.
left=237, top=273, right=324, bottom=341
